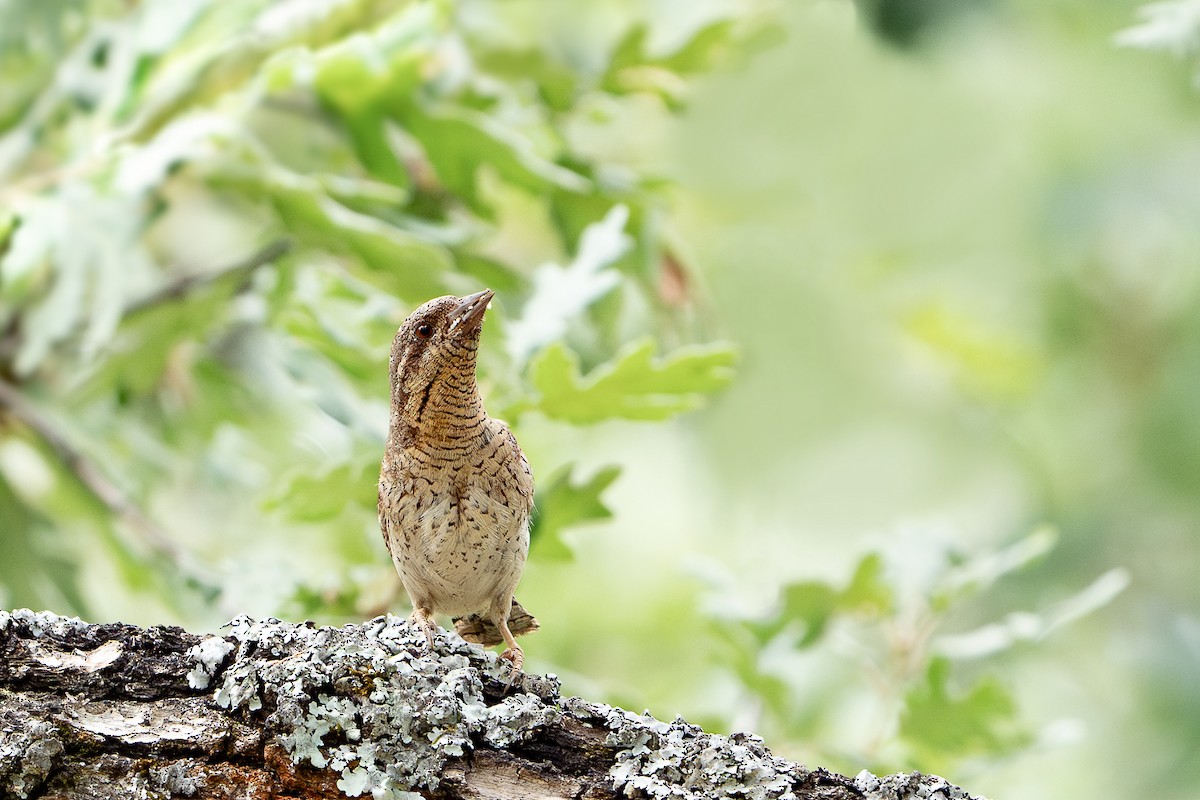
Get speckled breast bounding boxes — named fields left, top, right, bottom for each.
left=382, top=471, right=529, bottom=618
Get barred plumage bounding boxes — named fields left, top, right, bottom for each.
left=378, top=289, right=535, bottom=688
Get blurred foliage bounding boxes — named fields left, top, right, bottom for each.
left=709, top=526, right=1127, bottom=776
left=1117, top=0, right=1200, bottom=71
left=0, top=0, right=755, bottom=624
left=522, top=339, right=737, bottom=423
left=529, top=463, right=620, bottom=562
left=853, top=0, right=992, bottom=49
left=3, top=2, right=1200, bottom=800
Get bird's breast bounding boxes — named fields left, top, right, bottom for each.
left=380, top=465, right=529, bottom=616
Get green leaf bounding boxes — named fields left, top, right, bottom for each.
left=546, top=169, right=663, bottom=254
left=401, top=106, right=590, bottom=214
left=602, top=20, right=739, bottom=106
left=309, top=35, right=421, bottom=115
left=123, top=0, right=428, bottom=142
left=900, top=657, right=1030, bottom=763
left=301, top=30, right=425, bottom=185
left=529, top=463, right=620, bottom=561
left=282, top=309, right=381, bottom=385
left=452, top=252, right=523, bottom=293
left=606, top=24, right=651, bottom=74
left=76, top=253, right=259, bottom=402
left=838, top=552, right=894, bottom=616
left=528, top=339, right=737, bottom=424
left=903, top=301, right=1043, bottom=401
left=659, top=20, right=738, bottom=74
left=319, top=171, right=410, bottom=216
left=736, top=577, right=840, bottom=648
left=0, top=474, right=89, bottom=615
left=0, top=210, right=15, bottom=251
left=341, top=108, right=410, bottom=186
left=0, top=200, right=55, bottom=309
left=506, top=204, right=629, bottom=363
left=473, top=47, right=580, bottom=113
left=774, top=580, right=839, bottom=648
left=2, top=189, right=155, bottom=375
left=934, top=567, right=1131, bottom=660
left=266, top=460, right=379, bottom=524
left=939, top=525, right=1057, bottom=603
left=710, top=619, right=795, bottom=710
left=213, top=165, right=452, bottom=301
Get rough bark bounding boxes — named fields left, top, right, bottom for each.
left=0, top=609, right=983, bottom=800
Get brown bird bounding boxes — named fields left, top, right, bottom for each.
left=378, top=289, right=537, bottom=685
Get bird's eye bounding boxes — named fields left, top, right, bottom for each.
left=415, top=323, right=433, bottom=340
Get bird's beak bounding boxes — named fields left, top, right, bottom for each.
left=449, top=289, right=495, bottom=333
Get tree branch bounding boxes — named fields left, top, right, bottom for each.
left=0, top=610, right=984, bottom=800
left=0, top=239, right=291, bottom=575
left=123, top=238, right=292, bottom=317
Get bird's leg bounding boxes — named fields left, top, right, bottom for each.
left=492, top=601, right=524, bottom=691
left=409, top=605, right=438, bottom=650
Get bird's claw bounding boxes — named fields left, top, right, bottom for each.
left=499, top=647, right=524, bottom=692
left=409, top=608, right=438, bottom=651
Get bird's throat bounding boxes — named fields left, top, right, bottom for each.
left=388, top=372, right=485, bottom=454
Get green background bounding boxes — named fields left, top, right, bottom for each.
left=2, top=1, right=1199, bottom=798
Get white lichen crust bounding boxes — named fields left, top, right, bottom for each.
left=186, top=635, right=235, bottom=690
left=564, top=698, right=803, bottom=799
left=853, top=769, right=987, bottom=800
left=207, top=614, right=559, bottom=799
left=0, top=608, right=89, bottom=639
left=0, top=718, right=64, bottom=799
left=201, top=615, right=988, bottom=800
left=0, top=609, right=989, bottom=800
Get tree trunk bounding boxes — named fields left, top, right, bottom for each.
left=0, top=609, right=982, bottom=800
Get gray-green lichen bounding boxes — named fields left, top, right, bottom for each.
left=1, top=609, right=985, bottom=800
left=149, top=761, right=201, bottom=797
left=565, top=697, right=803, bottom=799
left=209, top=614, right=771, bottom=799
left=853, top=769, right=984, bottom=800
left=203, top=614, right=556, bottom=799
left=195, top=615, right=987, bottom=800
left=0, top=718, right=65, bottom=799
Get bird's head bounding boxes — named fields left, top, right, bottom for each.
left=388, top=289, right=494, bottom=423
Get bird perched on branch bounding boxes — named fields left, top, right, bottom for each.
left=378, top=289, right=537, bottom=687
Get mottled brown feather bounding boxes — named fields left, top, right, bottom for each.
left=377, top=290, right=536, bottom=685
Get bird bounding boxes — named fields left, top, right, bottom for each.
left=377, top=289, right=537, bottom=687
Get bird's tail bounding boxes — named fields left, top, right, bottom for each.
left=453, top=598, right=539, bottom=646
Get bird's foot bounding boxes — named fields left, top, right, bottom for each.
left=409, top=607, right=438, bottom=651
left=498, top=645, right=524, bottom=692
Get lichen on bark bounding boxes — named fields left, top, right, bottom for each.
left=0, top=609, right=987, bottom=800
